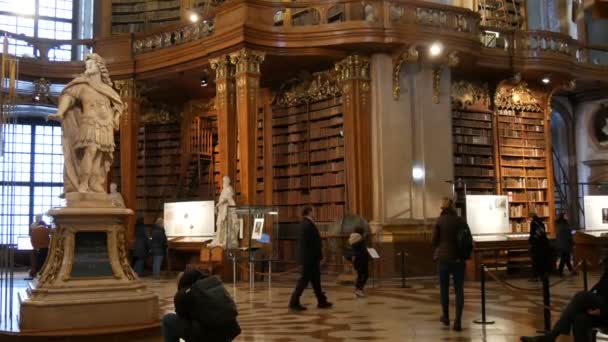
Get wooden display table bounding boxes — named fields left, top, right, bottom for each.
left=574, top=231, right=608, bottom=269
left=166, top=237, right=212, bottom=273
left=466, top=235, right=533, bottom=281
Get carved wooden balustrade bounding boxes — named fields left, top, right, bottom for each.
left=132, top=17, right=215, bottom=54
left=0, top=29, right=95, bottom=62
left=191, top=116, right=214, bottom=158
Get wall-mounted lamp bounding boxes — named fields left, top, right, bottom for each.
left=412, top=166, right=425, bottom=181
left=200, top=70, right=209, bottom=87
left=541, top=76, right=550, bottom=84
left=429, top=42, right=443, bottom=57
left=189, top=12, right=199, bottom=23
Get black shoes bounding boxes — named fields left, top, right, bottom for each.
left=440, top=316, right=449, bottom=327
left=289, top=304, right=307, bottom=312
left=317, top=301, right=333, bottom=309
left=453, top=322, right=462, bottom=332
left=520, top=335, right=553, bottom=342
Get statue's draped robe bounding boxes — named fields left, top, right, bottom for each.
left=212, top=185, right=238, bottom=248
left=59, top=77, right=123, bottom=193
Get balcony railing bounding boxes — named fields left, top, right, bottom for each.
left=132, top=18, right=215, bottom=54
left=0, top=30, right=95, bottom=62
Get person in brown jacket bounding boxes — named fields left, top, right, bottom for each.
left=432, top=198, right=466, bottom=332
left=30, top=219, right=50, bottom=276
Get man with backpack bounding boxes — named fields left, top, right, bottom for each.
left=432, top=198, right=473, bottom=332
left=162, top=269, right=241, bottom=342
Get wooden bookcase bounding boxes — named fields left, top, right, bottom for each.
left=478, top=0, right=525, bottom=29
left=256, top=106, right=265, bottom=204
left=451, top=81, right=496, bottom=216
left=272, top=94, right=345, bottom=225
left=111, top=0, right=182, bottom=34
left=136, top=123, right=181, bottom=223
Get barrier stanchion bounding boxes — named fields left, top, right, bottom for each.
left=398, top=251, right=410, bottom=288
left=537, top=275, right=552, bottom=334
left=583, top=259, right=588, bottom=292
left=474, top=264, right=495, bottom=325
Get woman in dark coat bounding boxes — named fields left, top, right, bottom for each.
left=556, top=212, right=574, bottom=276
left=151, top=218, right=168, bottom=278
left=133, top=216, right=149, bottom=277
left=528, top=212, right=552, bottom=281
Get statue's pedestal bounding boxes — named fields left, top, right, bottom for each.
left=19, top=205, right=159, bottom=334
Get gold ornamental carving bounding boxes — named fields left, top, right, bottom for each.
left=547, top=79, right=576, bottom=113
left=229, top=49, right=265, bottom=75
left=495, top=81, right=543, bottom=112
left=114, top=79, right=143, bottom=100
left=273, top=70, right=341, bottom=107
left=37, top=226, right=67, bottom=286
left=117, top=229, right=137, bottom=280
left=393, top=46, right=420, bottom=100
left=451, top=81, right=491, bottom=110
left=335, top=55, right=370, bottom=82
left=191, top=98, right=217, bottom=113
left=210, top=55, right=234, bottom=80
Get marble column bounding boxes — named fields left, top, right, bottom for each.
left=336, top=55, right=373, bottom=221
left=370, top=51, right=454, bottom=227
left=229, top=49, right=265, bottom=206
left=115, top=78, right=141, bottom=246
left=210, top=55, right=238, bottom=185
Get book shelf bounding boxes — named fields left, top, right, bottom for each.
left=272, top=96, right=345, bottom=225
left=495, top=82, right=551, bottom=233
left=451, top=81, right=496, bottom=216
left=136, top=123, right=182, bottom=223
left=256, top=106, right=265, bottom=204
left=478, top=0, right=524, bottom=29
left=112, top=0, right=182, bottom=34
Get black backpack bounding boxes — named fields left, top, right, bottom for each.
left=189, top=276, right=238, bottom=327
left=457, top=221, right=474, bottom=260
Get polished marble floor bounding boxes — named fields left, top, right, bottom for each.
left=1, top=270, right=596, bottom=341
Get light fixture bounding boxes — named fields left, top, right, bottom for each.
left=200, top=70, right=209, bottom=87
left=412, top=166, right=425, bottom=181
left=189, top=12, right=199, bottom=23
left=541, top=76, right=550, bottom=84
left=429, top=42, right=443, bottom=57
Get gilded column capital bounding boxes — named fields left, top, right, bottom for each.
left=210, top=55, right=234, bottom=80
left=114, top=78, right=143, bottom=99
left=229, top=49, right=265, bottom=75
left=335, top=55, right=370, bottom=82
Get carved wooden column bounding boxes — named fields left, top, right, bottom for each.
left=115, top=79, right=141, bottom=247
left=335, top=55, right=373, bottom=220
left=260, top=88, right=274, bottom=206
left=229, top=48, right=265, bottom=205
left=210, top=55, right=238, bottom=185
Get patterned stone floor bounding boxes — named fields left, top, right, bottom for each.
left=138, top=271, right=592, bottom=342
left=1, top=271, right=595, bottom=341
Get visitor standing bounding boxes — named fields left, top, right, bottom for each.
left=30, top=218, right=50, bottom=276
left=151, top=218, right=168, bottom=278
left=432, top=198, right=467, bottom=332
left=555, top=212, right=574, bottom=277
left=528, top=212, right=552, bottom=282
left=349, top=226, right=369, bottom=298
left=133, top=216, right=149, bottom=277
left=288, top=206, right=333, bottom=311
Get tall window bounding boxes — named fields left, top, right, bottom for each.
left=0, top=123, right=64, bottom=242
left=0, top=0, right=94, bottom=61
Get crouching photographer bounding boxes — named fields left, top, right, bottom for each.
left=162, top=269, right=241, bottom=342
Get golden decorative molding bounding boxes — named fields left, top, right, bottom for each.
left=392, top=46, right=419, bottom=100
left=140, top=101, right=179, bottom=124
left=117, top=229, right=137, bottom=281
left=495, top=81, right=543, bottom=112
left=450, top=81, right=491, bottom=109
left=229, top=48, right=265, bottom=75
left=209, top=55, right=234, bottom=80
left=191, top=97, right=217, bottom=113
left=273, top=70, right=341, bottom=107
left=335, top=55, right=370, bottom=82
left=547, top=79, right=576, bottom=114
left=114, top=79, right=143, bottom=100
left=37, top=227, right=67, bottom=286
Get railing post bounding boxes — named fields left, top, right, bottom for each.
left=583, top=259, right=588, bottom=292
left=538, top=275, right=552, bottom=333
left=474, top=264, right=495, bottom=324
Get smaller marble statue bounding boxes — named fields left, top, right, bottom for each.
left=602, top=118, right=608, bottom=137
left=210, top=176, right=238, bottom=248
left=109, top=183, right=126, bottom=208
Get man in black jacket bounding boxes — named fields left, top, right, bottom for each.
left=528, top=212, right=552, bottom=282
left=288, top=206, right=333, bottom=311
left=521, top=264, right=608, bottom=342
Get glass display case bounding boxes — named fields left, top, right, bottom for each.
left=226, top=205, right=279, bottom=287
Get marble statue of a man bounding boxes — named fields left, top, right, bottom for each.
left=109, top=183, right=126, bottom=208
left=48, top=54, right=123, bottom=194
left=210, top=176, right=238, bottom=248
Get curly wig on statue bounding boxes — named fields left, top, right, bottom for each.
left=85, top=53, right=113, bottom=87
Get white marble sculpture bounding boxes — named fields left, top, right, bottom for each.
left=210, top=176, right=238, bottom=248
left=109, top=183, right=126, bottom=208
left=48, top=54, right=124, bottom=194
left=603, top=118, right=608, bottom=137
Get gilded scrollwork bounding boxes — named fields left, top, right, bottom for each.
left=117, top=229, right=137, bottom=281
left=210, top=55, right=234, bottom=81
left=37, top=226, right=67, bottom=286
left=229, top=49, right=265, bottom=75
left=495, top=81, right=543, bottom=112
left=393, top=46, right=419, bottom=100
left=273, top=70, right=342, bottom=107
left=451, top=81, right=491, bottom=110
left=335, top=55, right=370, bottom=82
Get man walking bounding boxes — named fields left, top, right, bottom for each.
left=289, top=206, right=332, bottom=311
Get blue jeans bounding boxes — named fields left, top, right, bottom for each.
left=134, top=258, right=145, bottom=277
left=162, top=313, right=180, bottom=342
left=153, top=255, right=164, bottom=277
left=438, top=261, right=465, bottom=323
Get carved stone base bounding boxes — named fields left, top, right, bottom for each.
left=19, top=207, right=159, bottom=333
